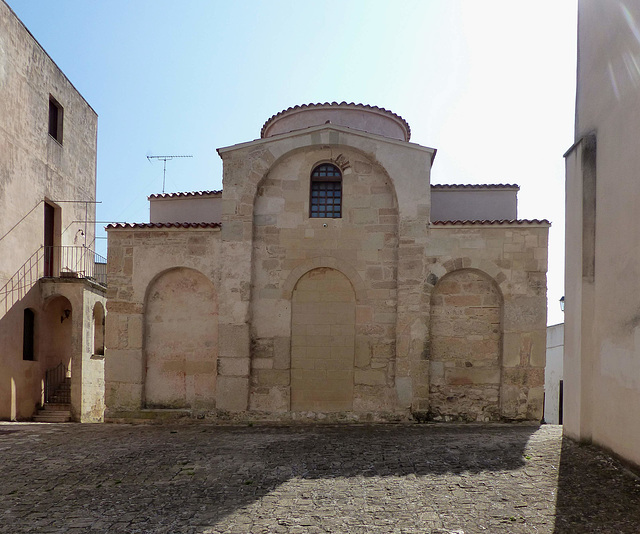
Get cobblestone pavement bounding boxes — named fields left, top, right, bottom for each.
left=1, top=423, right=639, bottom=533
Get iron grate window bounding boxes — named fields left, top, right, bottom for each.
left=310, top=164, right=342, bottom=218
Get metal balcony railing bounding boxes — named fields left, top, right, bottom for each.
left=0, top=246, right=107, bottom=314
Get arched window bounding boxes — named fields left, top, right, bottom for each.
left=310, top=163, right=342, bottom=218
left=23, top=308, right=35, bottom=361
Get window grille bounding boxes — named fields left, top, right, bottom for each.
left=310, top=164, right=342, bottom=218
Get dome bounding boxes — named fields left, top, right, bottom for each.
left=261, top=102, right=411, bottom=141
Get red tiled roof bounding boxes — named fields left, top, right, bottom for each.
left=431, top=184, right=520, bottom=190
left=261, top=102, right=411, bottom=140
left=106, top=222, right=221, bottom=230
left=431, top=219, right=550, bottom=226
left=148, top=190, right=222, bottom=199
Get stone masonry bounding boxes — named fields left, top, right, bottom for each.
left=105, top=103, right=549, bottom=422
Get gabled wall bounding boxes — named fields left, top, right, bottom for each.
left=105, top=118, right=549, bottom=422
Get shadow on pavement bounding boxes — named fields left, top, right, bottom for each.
left=553, top=435, right=640, bottom=533
left=0, top=423, right=538, bottom=532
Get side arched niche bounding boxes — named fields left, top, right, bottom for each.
left=143, top=267, right=218, bottom=409
left=92, top=302, right=105, bottom=356
left=429, top=268, right=503, bottom=422
left=290, top=267, right=356, bottom=412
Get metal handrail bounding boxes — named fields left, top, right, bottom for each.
left=0, top=246, right=107, bottom=314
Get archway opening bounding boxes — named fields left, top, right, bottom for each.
left=92, top=302, right=105, bottom=356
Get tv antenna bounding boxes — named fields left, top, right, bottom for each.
left=147, top=154, right=193, bottom=193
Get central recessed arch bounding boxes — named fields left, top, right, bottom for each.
left=290, top=267, right=355, bottom=411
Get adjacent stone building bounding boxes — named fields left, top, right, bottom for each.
left=106, top=102, right=549, bottom=422
left=564, top=0, right=640, bottom=468
left=0, top=0, right=106, bottom=422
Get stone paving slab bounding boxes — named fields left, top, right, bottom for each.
left=0, top=423, right=639, bottom=533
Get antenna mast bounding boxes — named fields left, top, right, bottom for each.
left=146, top=155, right=193, bottom=193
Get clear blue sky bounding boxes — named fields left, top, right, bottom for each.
left=7, top=0, right=577, bottom=325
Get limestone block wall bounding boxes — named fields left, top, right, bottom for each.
left=429, top=270, right=503, bottom=421
left=425, top=223, right=549, bottom=420
left=290, top=268, right=356, bottom=411
left=105, top=226, right=221, bottom=414
left=218, top=125, right=434, bottom=416
left=249, top=145, right=399, bottom=413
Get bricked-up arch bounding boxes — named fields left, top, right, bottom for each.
left=429, top=269, right=503, bottom=422
left=144, top=268, right=218, bottom=409
left=291, top=268, right=355, bottom=411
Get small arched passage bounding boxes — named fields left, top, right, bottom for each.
left=41, top=295, right=73, bottom=371
left=92, top=302, right=105, bottom=356
left=144, top=267, right=218, bottom=409
left=429, top=269, right=503, bottom=422
left=290, top=267, right=356, bottom=412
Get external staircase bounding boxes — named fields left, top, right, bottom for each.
left=33, top=366, right=72, bottom=423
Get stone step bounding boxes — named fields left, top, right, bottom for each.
left=40, top=403, right=71, bottom=412
left=33, top=411, right=71, bottom=423
left=48, top=395, right=71, bottom=403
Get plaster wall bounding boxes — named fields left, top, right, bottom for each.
left=81, top=289, right=107, bottom=422
left=0, top=276, right=105, bottom=421
left=0, top=1, right=99, bottom=421
left=430, top=188, right=518, bottom=222
left=0, top=0, right=98, bottom=288
left=564, top=0, right=640, bottom=466
left=544, top=323, right=564, bottom=425
left=0, top=283, right=45, bottom=420
left=150, top=195, right=222, bottom=224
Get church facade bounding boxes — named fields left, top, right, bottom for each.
left=105, top=103, right=549, bottom=422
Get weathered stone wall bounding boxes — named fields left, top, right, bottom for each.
left=424, top=224, right=549, bottom=420
left=430, top=269, right=502, bottom=422
left=105, top=227, right=220, bottom=415
left=217, top=125, right=435, bottom=416
left=105, top=124, right=549, bottom=423
left=249, top=145, right=400, bottom=413
left=145, top=267, right=218, bottom=409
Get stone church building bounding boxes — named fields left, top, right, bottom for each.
left=105, top=102, right=549, bottom=422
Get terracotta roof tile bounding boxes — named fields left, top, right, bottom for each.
left=431, top=184, right=520, bottom=190
left=431, top=219, right=550, bottom=226
left=148, top=190, right=222, bottom=200
left=261, top=102, right=411, bottom=140
left=106, top=222, right=221, bottom=230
